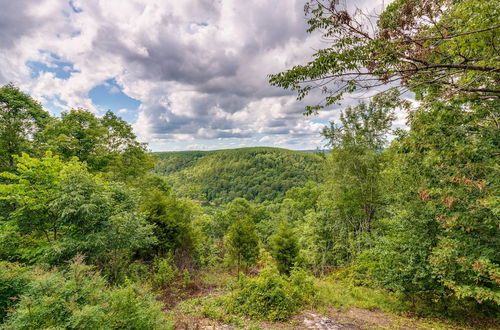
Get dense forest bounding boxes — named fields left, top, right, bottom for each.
left=154, top=148, right=325, bottom=203
left=0, top=0, right=499, bottom=329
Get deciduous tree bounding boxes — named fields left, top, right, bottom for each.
left=0, top=84, right=51, bottom=171
left=269, top=0, right=499, bottom=114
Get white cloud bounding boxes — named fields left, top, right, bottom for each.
left=0, top=0, right=389, bottom=151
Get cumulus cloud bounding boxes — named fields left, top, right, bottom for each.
left=0, top=0, right=390, bottom=150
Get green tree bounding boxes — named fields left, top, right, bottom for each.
left=41, top=109, right=105, bottom=168
left=0, top=152, right=84, bottom=242
left=269, top=0, right=499, bottom=308
left=322, top=91, right=401, bottom=151
left=270, top=222, right=299, bottom=275
left=0, top=152, right=155, bottom=278
left=41, top=109, right=153, bottom=180
left=373, top=99, right=499, bottom=305
left=139, top=177, right=197, bottom=268
left=269, top=0, right=499, bottom=114
left=218, top=198, right=256, bottom=237
left=100, top=111, right=154, bottom=180
left=312, top=92, right=401, bottom=269
left=225, top=217, right=259, bottom=275
left=0, top=84, right=51, bottom=171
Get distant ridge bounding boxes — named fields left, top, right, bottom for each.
left=152, top=146, right=329, bottom=154
left=153, top=147, right=325, bottom=204
left=296, top=149, right=329, bottom=154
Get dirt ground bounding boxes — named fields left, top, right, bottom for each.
left=171, top=306, right=499, bottom=330
left=165, top=273, right=498, bottom=330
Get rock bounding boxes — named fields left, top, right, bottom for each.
left=302, top=312, right=356, bottom=329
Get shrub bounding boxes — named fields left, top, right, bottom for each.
left=270, top=221, right=299, bottom=275
left=225, top=217, right=260, bottom=274
left=126, top=260, right=150, bottom=283
left=151, top=256, right=177, bottom=289
left=288, top=267, right=317, bottom=304
left=2, top=258, right=171, bottom=329
left=230, top=264, right=316, bottom=321
left=0, top=262, right=29, bottom=322
left=0, top=223, right=24, bottom=263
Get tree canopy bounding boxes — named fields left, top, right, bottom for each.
left=269, top=0, right=499, bottom=114
left=0, top=84, right=51, bottom=171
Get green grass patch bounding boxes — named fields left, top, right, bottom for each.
left=199, top=269, right=235, bottom=290
left=313, top=276, right=406, bottom=313
left=169, top=294, right=247, bottom=327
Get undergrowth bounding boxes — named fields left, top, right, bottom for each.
left=167, top=266, right=499, bottom=329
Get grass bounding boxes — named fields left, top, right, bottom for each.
left=163, top=268, right=249, bottom=327
left=162, top=267, right=499, bottom=329
left=199, top=268, right=235, bottom=289
left=167, top=294, right=249, bottom=328
left=310, top=274, right=499, bottom=330
left=313, top=276, right=406, bottom=313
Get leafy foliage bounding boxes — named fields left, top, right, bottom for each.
left=1, top=1, right=499, bottom=322
left=230, top=264, right=316, bottom=321
left=270, top=221, right=300, bottom=275
left=0, top=84, right=51, bottom=171
left=151, top=256, right=177, bottom=290
left=372, top=99, right=500, bottom=305
left=302, top=93, right=401, bottom=271
left=0, top=262, right=29, bottom=322
left=2, top=258, right=171, bottom=329
left=225, top=217, right=259, bottom=274
left=40, top=109, right=153, bottom=180
left=139, top=177, right=198, bottom=267
left=268, top=0, right=499, bottom=312
left=269, top=0, right=499, bottom=114
left=0, top=152, right=155, bottom=280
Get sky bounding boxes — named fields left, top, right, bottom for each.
left=0, top=0, right=394, bottom=151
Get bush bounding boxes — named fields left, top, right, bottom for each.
left=125, top=260, right=150, bottom=283
left=0, top=223, right=24, bottom=263
left=2, top=258, right=171, bottom=329
left=0, top=262, right=29, bottom=322
left=230, top=264, right=316, bottom=321
left=270, top=221, right=300, bottom=275
left=151, top=256, right=177, bottom=289
left=172, top=294, right=246, bottom=327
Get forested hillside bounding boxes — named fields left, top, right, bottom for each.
left=154, top=147, right=325, bottom=203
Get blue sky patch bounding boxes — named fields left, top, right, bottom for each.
left=88, top=79, right=141, bottom=121
left=312, top=118, right=329, bottom=125
left=27, top=58, right=78, bottom=79
left=42, top=95, right=68, bottom=116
